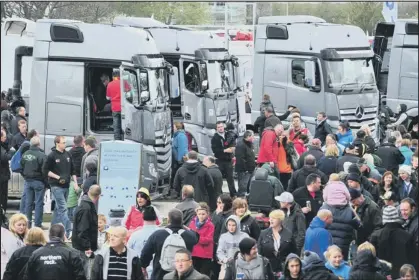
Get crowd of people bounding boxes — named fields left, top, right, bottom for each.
left=0, top=94, right=418, bottom=280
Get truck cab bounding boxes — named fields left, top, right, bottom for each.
left=113, top=17, right=242, bottom=156
left=13, top=19, right=178, bottom=198
left=252, top=16, right=380, bottom=144
left=372, top=20, right=418, bottom=127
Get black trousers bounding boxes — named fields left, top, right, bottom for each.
left=192, top=257, right=212, bottom=277
left=217, top=160, right=236, bottom=197
left=211, top=259, right=221, bottom=280
left=0, top=180, right=9, bottom=212
left=170, top=161, right=182, bottom=195
left=280, top=172, right=292, bottom=192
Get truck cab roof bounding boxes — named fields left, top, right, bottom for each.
left=33, top=20, right=162, bottom=63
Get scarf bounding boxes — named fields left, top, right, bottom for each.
left=195, top=217, right=207, bottom=230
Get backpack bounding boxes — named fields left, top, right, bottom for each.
left=10, top=140, right=29, bottom=172
left=159, top=228, right=186, bottom=272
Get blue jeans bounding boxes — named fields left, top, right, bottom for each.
left=25, top=180, right=45, bottom=227
left=19, top=182, right=28, bottom=213
left=51, top=186, right=71, bottom=237
left=68, top=206, right=76, bottom=223
left=112, top=112, right=122, bottom=140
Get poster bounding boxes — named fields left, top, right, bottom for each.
left=97, top=141, right=142, bottom=226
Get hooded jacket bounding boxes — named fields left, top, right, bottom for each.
left=173, top=161, right=214, bottom=205
left=220, top=210, right=261, bottom=240
left=225, top=251, right=274, bottom=280
left=354, top=196, right=382, bottom=245
left=217, top=215, right=249, bottom=263
left=206, top=164, right=223, bottom=211
left=257, top=128, right=279, bottom=164
left=320, top=203, right=357, bottom=259
left=72, top=195, right=98, bottom=251
left=376, top=142, right=405, bottom=175
left=21, top=146, right=47, bottom=182
left=349, top=250, right=386, bottom=280
left=172, top=130, right=188, bottom=163
left=42, top=147, right=75, bottom=188
left=304, top=217, right=333, bottom=261
left=69, top=146, right=85, bottom=178
left=283, top=203, right=306, bottom=255
left=318, top=155, right=339, bottom=177
left=279, top=253, right=304, bottom=280
left=325, top=260, right=351, bottom=280
left=315, top=119, right=333, bottom=145
left=399, top=146, right=414, bottom=166
left=302, top=253, right=340, bottom=280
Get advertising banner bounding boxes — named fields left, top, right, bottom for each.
left=97, top=141, right=142, bottom=226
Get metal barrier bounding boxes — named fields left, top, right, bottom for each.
left=7, top=171, right=24, bottom=199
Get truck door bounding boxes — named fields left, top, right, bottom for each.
left=119, top=62, right=142, bottom=142
left=179, top=58, right=202, bottom=125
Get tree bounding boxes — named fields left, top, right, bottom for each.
left=115, top=2, right=210, bottom=25
left=343, top=2, right=383, bottom=34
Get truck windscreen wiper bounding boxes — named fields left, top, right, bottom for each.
left=338, top=83, right=358, bottom=94
left=360, top=82, right=375, bottom=94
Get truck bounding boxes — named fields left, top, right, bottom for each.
left=1, top=18, right=35, bottom=112
left=113, top=17, right=243, bottom=156
left=8, top=18, right=179, bottom=199
left=372, top=19, right=418, bottom=128
left=251, top=16, right=380, bottom=145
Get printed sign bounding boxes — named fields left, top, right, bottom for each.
left=97, top=141, right=142, bottom=225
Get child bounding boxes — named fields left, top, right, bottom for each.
left=322, top=173, right=351, bottom=206
left=325, top=245, right=351, bottom=280
left=97, top=214, right=108, bottom=252
left=67, top=180, right=82, bottom=225
left=216, top=215, right=249, bottom=266
left=188, top=202, right=215, bottom=277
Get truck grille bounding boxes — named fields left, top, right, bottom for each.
left=339, top=106, right=378, bottom=133
left=154, top=123, right=172, bottom=174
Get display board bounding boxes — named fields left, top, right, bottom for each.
left=97, top=141, right=142, bottom=225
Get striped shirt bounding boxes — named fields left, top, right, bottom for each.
left=107, top=247, right=128, bottom=280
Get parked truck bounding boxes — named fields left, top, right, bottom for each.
left=251, top=16, right=380, bottom=147
left=8, top=18, right=178, bottom=199
left=372, top=19, right=418, bottom=128
left=113, top=17, right=243, bottom=156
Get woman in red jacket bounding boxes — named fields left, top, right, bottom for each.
left=122, top=187, right=161, bottom=237
left=188, top=202, right=215, bottom=277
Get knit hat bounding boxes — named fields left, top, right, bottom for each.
left=302, top=251, right=321, bottom=270
left=275, top=192, right=294, bottom=203
left=323, top=181, right=351, bottom=206
left=347, top=173, right=361, bottom=183
left=239, top=237, right=257, bottom=255
left=348, top=163, right=361, bottom=175
left=369, top=169, right=382, bottom=182
left=143, top=206, right=157, bottom=221
left=382, top=205, right=403, bottom=224
left=399, top=165, right=412, bottom=176
left=349, top=188, right=362, bottom=200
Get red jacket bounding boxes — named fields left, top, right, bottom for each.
left=257, top=129, right=278, bottom=164
left=188, top=216, right=214, bottom=259
left=106, top=79, right=130, bottom=112
left=124, top=206, right=160, bottom=230
left=289, top=128, right=309, bottom=155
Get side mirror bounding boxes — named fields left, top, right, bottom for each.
left=169, top=67, right=180, bottom=99
left=234, top=65, right=242, bottom=90
left=201, top=80, right=208, bottom=91
left=140, top=91, right=149, bottom=103
left=199, top=62, right=208, bottom=92
left=304, top=60, right=316, bottom=88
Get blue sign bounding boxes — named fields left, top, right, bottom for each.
left=97, top=141, right=142, bottom=225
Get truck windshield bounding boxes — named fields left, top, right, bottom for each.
left=325, top=59, right=375, bottom=88
left=148, top=69, right=169, bottom=102
left=207, top=61, right=233, bottom=91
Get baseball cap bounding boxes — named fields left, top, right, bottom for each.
left=275, top=192, right=294, bottom=203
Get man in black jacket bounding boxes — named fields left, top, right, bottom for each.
left=211, top=121, right=236, bottom=197
left=288, top=155, right=328, bottom=193
left=297, top=138, right=324, bottom=169
left=203, top=156, right=223, bottom=211
left=376, top=136, right=405, bottom=175
left=11, top=119, right=27, bottom=150
left=24, top=224, right=86, bottom=280
left=92, top=226, right=144, bottom=280
left=21, top=136, right=47, bottom=228
left=314, top=112, right=333, bottom=145
left=69, top=135, right=85, bottom=180
left=173, top=151, right=214, bottom=207
left=235, top=130, right=256, bottom=197
left=140, top=209, right=199, bottom=280
left=10, top=106, right=27, bottom=135
left=73, top=184, right=101, bottom=275
left=42, top=135, right=79, bottom=238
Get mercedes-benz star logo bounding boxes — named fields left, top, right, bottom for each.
left=355, top=105, right=365, bottom=119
